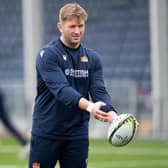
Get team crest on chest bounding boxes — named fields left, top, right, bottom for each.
left=80, top=56, right=88, bottom=62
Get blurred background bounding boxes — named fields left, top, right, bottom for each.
left=0, top=0, right=168, bottom=145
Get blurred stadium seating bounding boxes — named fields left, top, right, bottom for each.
left=0, top=0, right=150, bottom=91
left=0, top=0, right=23, bottom=80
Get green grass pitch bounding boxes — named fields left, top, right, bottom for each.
left=0, top=137, right=168, bottom=168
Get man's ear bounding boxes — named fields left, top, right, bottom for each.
left=57, top=22, right=62, bottom=33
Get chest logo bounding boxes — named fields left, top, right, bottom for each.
left=40, top=50, right=45, bottom=58
left=63, top=54, right=67, bottom=61
left=80, top=56, right=88, bottom=62
left=65, top=68, right=88, bottom=78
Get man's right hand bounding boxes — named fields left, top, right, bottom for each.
left=78, top=98, right=112, bottom=122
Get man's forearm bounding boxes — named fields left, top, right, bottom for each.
left=78, top=97, right=94, bottom=113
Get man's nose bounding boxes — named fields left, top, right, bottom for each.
left=74, top=26, right=80, bottom=33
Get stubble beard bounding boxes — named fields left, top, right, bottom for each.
left=66, top=36, right=82, bottom=48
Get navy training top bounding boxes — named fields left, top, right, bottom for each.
left=31, top=38, right=115, bottom=140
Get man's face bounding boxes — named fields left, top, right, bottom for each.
left=58, top=16, right=85, bottom=48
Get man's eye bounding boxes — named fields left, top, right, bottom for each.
left=70, top=25, right=75, bottom=28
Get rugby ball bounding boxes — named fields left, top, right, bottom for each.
left=108, top=113, right=138, bottom=147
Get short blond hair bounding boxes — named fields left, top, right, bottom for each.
left=59, top=3, right=88, bottom=22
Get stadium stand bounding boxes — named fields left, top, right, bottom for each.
left=0, top=0, right=23, bottom=80
left=0, top=0, right=150, bottom=92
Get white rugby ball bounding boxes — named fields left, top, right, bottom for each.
left=108, top=113, right=138, bottom=147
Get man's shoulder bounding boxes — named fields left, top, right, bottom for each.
left=82, top=45, right=99, bottom=58
left=43, top=38, right=60, bottom=52
left=37, top=39, right=61, bottom=57
left=82, top=45, right=101, bottom=63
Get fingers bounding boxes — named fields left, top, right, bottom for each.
left=107, top=111, right=118, bottom=123
left=94, top=101, right=106, bottom=109
left=95, top=116, right=107, bottom=122
left=96, top=110, right=108, bottom=116
left=94, top=110, right=109, bottom=122
left=94, top=110, right=118, bottom=123
left=136, top=121, right=139, bottom=127
left=92, top=101, right=115, bottom=122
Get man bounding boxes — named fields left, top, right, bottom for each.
left=29, top=3, right=117, bottom=168
left=0, top=88, right=29, bottom=158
